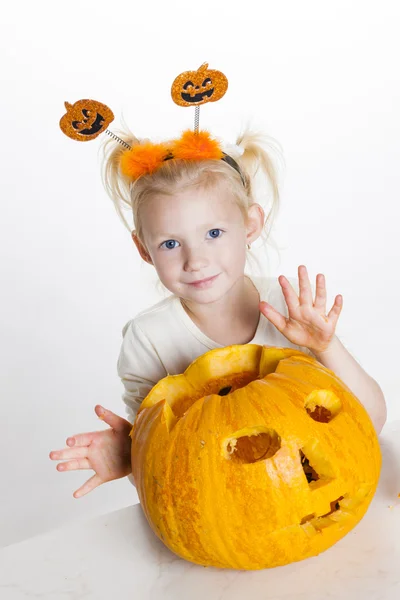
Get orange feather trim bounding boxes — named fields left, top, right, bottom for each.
left=171, top=129, right=224, bottom=160
left=120, top=142, right=169, bottom=179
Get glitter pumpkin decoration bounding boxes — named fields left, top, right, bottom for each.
left=130, top=345, right=381, bottom=570
left=59, top=99, right=114, bottom=142
left=171, top=62, right=229, bottom=107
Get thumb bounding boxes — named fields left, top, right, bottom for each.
left=95, top=405, right=131, bottom=433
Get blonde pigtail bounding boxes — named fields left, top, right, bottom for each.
left=233, top=127, right=285, bottom=278
left=99, top=121, right=142, bottom=232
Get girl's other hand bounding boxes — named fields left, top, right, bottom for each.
left=49, top=405, right=132, bottom=498
left=259, top=265, right=343, bottom=354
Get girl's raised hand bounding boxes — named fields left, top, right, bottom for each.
left=259, top=265, right=343, bottom=354
left=49, top=405, right=132, bottom=498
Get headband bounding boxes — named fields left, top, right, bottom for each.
left=59, top=62, right=246, bottom=186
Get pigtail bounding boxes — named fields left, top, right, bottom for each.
left=234, top=126, right=285, bottom=277
left=236, top=127, right=282, bottom=200
left=99, top=116, right=142, bottom=231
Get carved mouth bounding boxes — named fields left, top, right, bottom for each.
left=181, top=87, right=214, bottom=103
left=72, top=112, right=105, bottom=136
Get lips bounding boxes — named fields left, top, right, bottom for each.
left=188, top=274, right=219, bottom=285
left=192, top=275, right=215, bottom=284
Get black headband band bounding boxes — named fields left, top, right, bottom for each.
left=162, top=152, right=246, bottom=187
left=221, top=152, right=246, bottom=186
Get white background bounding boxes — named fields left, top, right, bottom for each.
left=1, top=0, right=399, bottom=547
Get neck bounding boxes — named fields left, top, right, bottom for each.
left=180, top=275, right=260, bottom=342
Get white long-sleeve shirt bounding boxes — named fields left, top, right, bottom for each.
left=117, top=274, right=314, bottom=423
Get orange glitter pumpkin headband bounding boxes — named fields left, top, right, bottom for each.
left=59, top=62, right=246, bottom=185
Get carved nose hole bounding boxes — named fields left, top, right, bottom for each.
left=300, top=450, right=320, bottom=483
left=218, top=386, right=232, bottom=396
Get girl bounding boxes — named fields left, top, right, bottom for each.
left=49, top=126, right=387, bottom=498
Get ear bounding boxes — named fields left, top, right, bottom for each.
left=131, top=231, right=153, bottom=265
left=245, top=203, right=265, bottom=246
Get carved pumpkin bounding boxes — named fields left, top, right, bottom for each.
left=59, top=99, right=114, bottom=141
left=171, top=62, right=228, bottom=107
left=131, top=345, right=381, bottom=570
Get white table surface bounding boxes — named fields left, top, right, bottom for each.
left=1, top=421, right=399, bottom=600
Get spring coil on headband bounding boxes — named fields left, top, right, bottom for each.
left=104, top=129, right=131, bottom=150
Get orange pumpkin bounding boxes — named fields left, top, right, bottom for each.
left=171, top=62, right=228, bottom=107
left=131, top=345, right=381, bottom=570
left=59, top=99, right=114, bottom=141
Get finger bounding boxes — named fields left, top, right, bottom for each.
left=73, top=474, right=102, bottom=499
left=65, top=431, right=101, bottom=448
left=57, top=458, right=91, bottom=472
left=298, top=265, right=313, bottom=306
left=278, top=275, right=300, bottom=313
left=95, top=405, right=131, bottom=433
left=313, top=273, right=327, bottom=312
left=327, top=295, right=343, bottom=324
left=49, top=447, right=88, bottom=462
left=259, top=301, right=287, bottom=333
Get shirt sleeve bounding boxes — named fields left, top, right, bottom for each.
left=117, top=318, right=168, bottom=423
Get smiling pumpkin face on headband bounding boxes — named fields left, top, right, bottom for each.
left=171, top=62, right=229, bottom=107
left=59, top=99, right=114, bottom=141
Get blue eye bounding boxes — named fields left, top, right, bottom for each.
left=208, top=229, right=222, bottom=239
left=160, top=239, right=179, bottom=250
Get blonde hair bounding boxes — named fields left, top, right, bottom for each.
left=100, top=121, right=284, bottom=292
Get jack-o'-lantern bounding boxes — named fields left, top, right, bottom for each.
left=171, top=62, right=228, bottom=107
left=59, top=99, right=114, bottom=141
left=130, top=345, right=381, bottom=570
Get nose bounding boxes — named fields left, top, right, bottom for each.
left=183, top=245, right=210, bottom=272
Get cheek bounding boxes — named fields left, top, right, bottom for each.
left=153, top=252, right=181, bottom=278
left=219, top=234, right=247, bottom=263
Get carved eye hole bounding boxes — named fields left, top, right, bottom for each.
left=202, top=78, right=212, bottom=87
left=305, top=390, right=342, bottom=423
left=183, top=80, right=194, bottom=90
left=223, top=428, right=281, bottom=464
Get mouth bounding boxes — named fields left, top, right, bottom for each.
left=188, top=274, right=220, bottom=287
